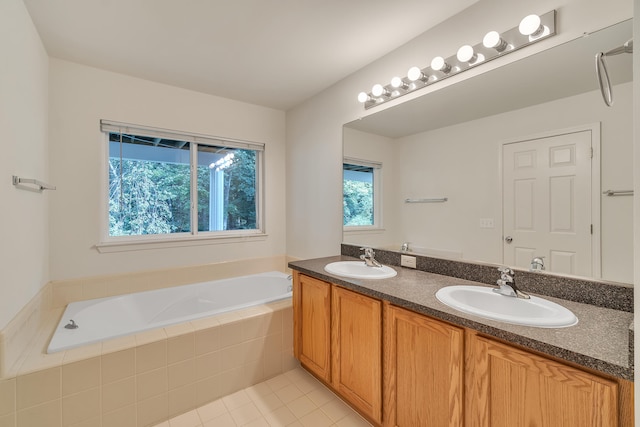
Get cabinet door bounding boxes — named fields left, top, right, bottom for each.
left=332, top=285, right=382, bottom=423
left=384, top=305, right=464, bottom=427
left=293, top=272, right=331, bottom=382
left=467, top=334, right=620, bottom=427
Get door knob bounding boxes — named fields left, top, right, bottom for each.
left=505, top=236, right=513, bottom=244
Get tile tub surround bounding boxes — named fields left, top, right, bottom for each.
left=290, top=255, right=634, bottom=381
left=0, top=299, right=296, bottom=427
left=341, top=244, right=634, bottom=312
left=0, top=255, right=288, bottom=379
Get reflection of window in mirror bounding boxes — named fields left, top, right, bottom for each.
left=343, top=159, right=382, bottom=230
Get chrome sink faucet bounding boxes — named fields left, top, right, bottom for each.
left=494, top=267, right=530, bottom=299
left=360, top=247, right=382, bottom=268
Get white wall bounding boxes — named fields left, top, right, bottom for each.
left=286, top=0, right=633, bottom=261
left=48, top=59, right=287, bottom=280
left=0, top=0, right=50, bottom=330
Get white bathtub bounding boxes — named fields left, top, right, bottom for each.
left=47, top=271, right=292, bottom=354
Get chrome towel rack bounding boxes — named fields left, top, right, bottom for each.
left=12, top=175, right=56, bottom=191
left=602, top=189, right=633, bottom=197
left=405, top=197, right=448, bottom=203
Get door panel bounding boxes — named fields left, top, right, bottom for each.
left=503, top=130, right=593, bottom=276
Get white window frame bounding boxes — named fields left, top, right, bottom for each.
left=97, top=120, right=266, bottom=252
left=342, top=157, right=383, bottom=233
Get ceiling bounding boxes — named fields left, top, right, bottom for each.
left=23, top=0, right=478, bottom=111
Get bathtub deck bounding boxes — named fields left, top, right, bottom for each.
left=154, top=367, right=372, bottom=427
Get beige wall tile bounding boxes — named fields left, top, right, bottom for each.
left=217, top=367, right=243, bottom=397
left=101, top=335, right=136, bottom=354
left=62, top=387, right=100, bottom=426
left=0, top=413, right=15, bottom=427
left=52, top=283, right=83, bottom=308
left=62, top=343, right=102, bottom=364
left=102, top=404, right=136, bottom=427
left=265, top=333, right=283, bottom=355
left=164, top=323, right=194, bottom=339
left=67, top=415, right=100, bottom=427
left=241, top=361, right=265, bottom=387
left=102, top=349, right=135, bottom=384
left=195, top=327, right=220, bottom=356
left=135, top=329, right=166, bottom=346
left=137, top=367, right=167, bottom=401
left=17, top=400, right=61, bottom=427
left=0, top=379, right=15, bottom=416
left=137, top=393, right=168, bottom=427
left=102, top=377, right=135, bottom=414
left=62, top=357, right=100, bottom=396
left=195, top=351, right=221, bottom=379
left=168, top=384, right=196, bottom=418
left=195, top=376, right=222, bottom=408
left=16, top=367, right=61, bottom=409
left=136, top=340, right=167, bottom=373
left=264, top=351, right=283, bottom=379
left=168, top=359, right=195, bottom=391
left=167, top=333, right=194, bottom=365
left=282, top=351, right=299, bottom=373
left=220, top=344, right=245, bottom=371
left=244, top=338, right=267, bottom=363
left=265, top=311, right=283, bottom=337
left=219, top=322, right=244, bottom=349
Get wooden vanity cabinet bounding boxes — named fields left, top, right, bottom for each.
left=293, top=272, right=632, bottom=427
left=466, top=333, right=623, bottom=427
left=383, top=304, right=464, bottom=427
left=292, top=272, right=332, bottom=382
left=332, top=285, right=383, bottom=423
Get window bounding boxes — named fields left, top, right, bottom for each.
left=343, top=158, right=381, bottom=229
left=101, top=120, right=263, bottom=244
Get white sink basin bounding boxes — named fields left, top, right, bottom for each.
left=435, top=285, right=578, bottom=328
left=324, top=261, right=397, bottom=279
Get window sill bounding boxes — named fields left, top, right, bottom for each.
left=95, top=232, right=268, bottom=253
left=343, top=227, right=386, bottom=235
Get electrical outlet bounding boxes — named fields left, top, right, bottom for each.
left=401, top=254, right=417, bottom=269
left=479, top=218, right=495, bottom=228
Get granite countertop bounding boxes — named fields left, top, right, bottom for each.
left=289, top=255, right=634, bottom=381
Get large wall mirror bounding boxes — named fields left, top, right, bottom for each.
left=343, top=19, right=633, bottom=285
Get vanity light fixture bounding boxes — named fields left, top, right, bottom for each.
left=357, top=10, right=556, bottom=109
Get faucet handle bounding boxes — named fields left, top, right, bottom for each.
left=497, top=266, right=514, bottom=275
left=360, top=247, right=374, bottom=257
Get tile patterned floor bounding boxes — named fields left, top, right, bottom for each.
left=153, top=367, right=373, bottom=427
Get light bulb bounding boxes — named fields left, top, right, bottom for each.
left=430, top=56, right=451, bottom=74
left=483, top=30, right=508, bottom=52
left=407, top=66, right=423, bottom=82
left=519, top=14, right=542, bottom=36
left=371, top=84, right=388, bottom=97
left=391, top=76, right=408, bottom=89
left=456, top=45, right=477, bottom=63
left=357, top=92, right=370, bottom=103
